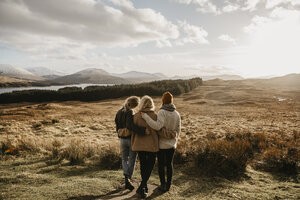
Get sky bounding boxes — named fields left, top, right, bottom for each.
left=0, top=0, right=300, bottom=78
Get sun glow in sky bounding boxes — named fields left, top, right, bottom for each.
left=0, top=0, right=299, bottom=77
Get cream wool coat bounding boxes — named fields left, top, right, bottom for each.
left=142, top=109, right=181, bottom=149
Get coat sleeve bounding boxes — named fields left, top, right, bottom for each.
left=125, top=111, right=146, bottom=135
left=142, top=110, right=164, bottom=131
left=115, top=109, right=121, bottom=132
left=176, top=113, right=181, bottom=138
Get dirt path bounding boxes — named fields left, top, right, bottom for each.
left=68, top=180, right=161, bottom=200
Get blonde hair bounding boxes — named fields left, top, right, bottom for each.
left=123, top=96, right=140, bottom=111
left=138, top=95, right=155, bottom=112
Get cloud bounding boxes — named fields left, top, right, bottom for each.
left=173, top=0, right=221, bottom=15
left=0, top=0, right=179, bottom=55
left=177, top=21, right=209, bottom=45
left=184, top=65, right=236, bottom=75
left=222, top=4, right=240, bottom=13
left=156, top=40, right=172, bottom=48
left=243, top=16, right=272, bottom=34
left=218, top=34, right=236, bottom=44
left=265, top=0, right=300, bottom=9
left=242, top=0, right=261, bottom=11
left=241, top=0, right=300, bottom=11
left=196, top=2, right=221, bottom=15
left=174, top=0, right=300, bottom=15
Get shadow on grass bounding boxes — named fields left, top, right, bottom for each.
left=171, top=164, right=251, bottom=198
left=10, top=157, right=49, bottom=167
left=37, top=163, right=115, bottom=178
left=67, top=188, right=131, bottom=200
left=270, top=172, right=299, bottom=183
left=145, top=187, right=165, bottom=200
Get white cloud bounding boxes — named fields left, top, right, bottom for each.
left=196, top=2, right=221, bottom=15
left=174, top=0, right=300, bottom=15
left=177, top=21, right=209, bottom=44
left=173, top=0, right=221, bottom=15
left=156, top=40, right=172, bottom=48
left=184, top=65, right=237, bottom=75
left=265, top=0, right=300, bottom=9
left=223, top=4, right=240, bottom=13
left=243, top=16, right=272, bottom=34
left=173, top=0, right=193, bottom=4
left=218, top=34, right=236, bottom=44
left=0, top=0, right=179, bottom=55
left=242, top=0, right=261, bottom=11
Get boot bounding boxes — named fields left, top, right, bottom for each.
left=136, top=184, right=147, bottom=198
left=144, top=185, right=148, bottom=194
left=165, top=182, right=171, bottom=191
left=125, top=177, right=134, bottom=191
left=158, top=183, right=166, bottom=192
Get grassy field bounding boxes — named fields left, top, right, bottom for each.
left=0, top=79, right=299, bottom=199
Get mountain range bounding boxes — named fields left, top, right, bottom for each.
left=0, top=64, right=299, bottom=89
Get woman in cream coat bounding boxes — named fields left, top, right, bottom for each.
left=142, top=92, right=181, bottom=192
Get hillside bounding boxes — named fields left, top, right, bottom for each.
left=27, top=67, right=65, bottom=80
left=112, top=71, right=167, bottom=83
left=0, top=64, right=44, bottom=81
left=242, top=73, right=300, bottom=89
left=51, top=68, right=131, bottom=84
left=0, top=75, right=31, bottom=87
left=202, top=74, right=244, bottom=80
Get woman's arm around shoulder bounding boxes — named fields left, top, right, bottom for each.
left=142, top=110, right=165, bottom=131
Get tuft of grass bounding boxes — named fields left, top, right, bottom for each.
left=60, top=139, right=95, bottom=165
left=173, top=139, right=199, bottom=164
left=15, top=135, right=41, bottom=153
left=260, top=145, right=299, bottom=175
left=96, top=144, right=121, bottom=170
left=195, top=138, right=253, bottom=178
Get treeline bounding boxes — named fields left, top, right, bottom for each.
left=0, top=78, right=202, bottom=104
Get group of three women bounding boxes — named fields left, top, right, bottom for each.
left=114, top=92, right=181, bottom=198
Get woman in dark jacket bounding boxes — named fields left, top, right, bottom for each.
left=115, top=96, right=146, bottom=191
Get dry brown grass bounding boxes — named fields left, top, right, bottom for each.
left=0, top=79, right=299, bottom=199
left=194, top=138, right=252, bottom=178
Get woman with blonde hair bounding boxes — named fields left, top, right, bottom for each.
left=115, top=96, right=146, bottom=191
left=131, top=95, right=159, bottom=198
left=142, top=92, right=181, bottom=192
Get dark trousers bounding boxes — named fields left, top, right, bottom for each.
left=138, top=151, right=156, bottom=187
left=157, top=148, right=175, bottom=185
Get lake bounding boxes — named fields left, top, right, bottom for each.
left=0, top=84, right=111, bottom=94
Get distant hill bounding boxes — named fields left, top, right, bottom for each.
left=0, top=75, right=32, bottom=87
left=0, top=64, right=44, bottom=81
left=112, top=71, right=167, bottom=83
left=170, top=74, right=243, bottom=81
left=249, top=73, right=300, bottom=89
left=27, top=67, right=65, bottom=80
left=51, top=68, right=131, bottom=84
left=202, top=74, right=244, bottom=81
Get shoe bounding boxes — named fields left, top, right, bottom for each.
left=165, top=182, right=171, bottom=191
left=136, top=185, right=147, bottom=198
left=125, top=177, right=135, bottom=191
left=158, top=183, right=166, bottom=192
left=144, top=185, right=148, bottom=194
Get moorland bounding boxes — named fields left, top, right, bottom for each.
left=0, top=78, right=299, bottom=200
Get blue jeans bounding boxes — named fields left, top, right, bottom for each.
left=120, top=138, right=137, bottom=179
